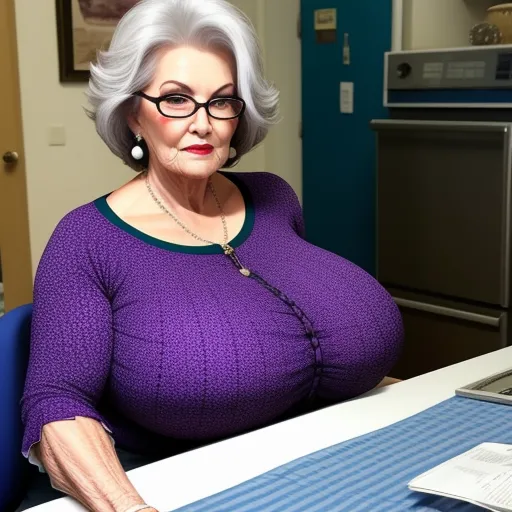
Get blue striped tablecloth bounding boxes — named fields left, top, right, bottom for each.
left=174, top=396, right=512, bottom=511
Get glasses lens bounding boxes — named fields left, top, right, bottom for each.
left=209, top=98, right=244, bottom=119
left=159, top=95, right=196, bottom=117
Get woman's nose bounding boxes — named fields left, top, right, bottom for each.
left=189, top=106, right=213, bottom=135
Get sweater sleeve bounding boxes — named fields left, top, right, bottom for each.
left=21, top=209, right=114, bottom=458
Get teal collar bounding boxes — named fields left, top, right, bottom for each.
left=94, top=171, right=254, bottom=254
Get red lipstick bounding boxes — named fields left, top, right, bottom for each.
left=183, top=144, right=214, bottom=155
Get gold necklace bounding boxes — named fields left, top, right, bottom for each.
left=144, top=172, right=251, bottom=277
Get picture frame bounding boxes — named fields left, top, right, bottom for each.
left=55, top=0, right=139, bottom=83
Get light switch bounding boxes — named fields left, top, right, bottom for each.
left=340, top=82, right=354, bottom=114
left=48, top=125, right=66, bottom=146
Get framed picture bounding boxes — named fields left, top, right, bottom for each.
left=56, top=0, right=139, bottom=82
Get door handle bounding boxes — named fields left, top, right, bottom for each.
left=2, top=151, right=19, bottom=164
left=393, top=297, right=501, bottom=327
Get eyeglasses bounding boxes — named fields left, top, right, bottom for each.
left=133, top=91, right=246, bottom=120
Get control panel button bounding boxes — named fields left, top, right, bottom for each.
left=397, top=62, right=412, bottom=79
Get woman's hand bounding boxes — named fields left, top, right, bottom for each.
left=376, top=376, right=402, bottom=388
left=37, top=417, right=150, bottom=512
left=123, top=506, right=160, bottom=512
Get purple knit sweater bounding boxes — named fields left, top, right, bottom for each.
left=21, top=172, right=403, bottom=456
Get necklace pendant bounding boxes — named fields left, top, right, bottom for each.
left=222, top=244, right=234, bottom=255
left=239, top=268, right=251, bottom=277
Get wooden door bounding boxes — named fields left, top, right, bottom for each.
left=0, top=0, right=33, bottom=314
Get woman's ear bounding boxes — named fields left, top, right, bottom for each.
left=127, top=113, right=141, bottom=136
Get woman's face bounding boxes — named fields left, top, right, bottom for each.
left=130, top=45, right=240, bottom=179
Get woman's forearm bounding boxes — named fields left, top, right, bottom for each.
left=35, top=416, right=154, bottom=512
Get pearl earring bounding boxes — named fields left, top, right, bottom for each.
left=229, top=147, right=237, bottom=159
left=131, top=134, right=144, bottom=161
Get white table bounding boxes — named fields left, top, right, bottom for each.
left=29, top=346, right=512, bottom=511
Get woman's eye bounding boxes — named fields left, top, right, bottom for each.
left=211, top=99, right=228, bottom=108
left=164, top=96, right=188, bottom=105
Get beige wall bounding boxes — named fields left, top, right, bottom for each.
left=402, top=0, right=498, bottom=50
left=14, top=0, right=301, bottom=276
left=227, top=0, right=266, bottom=174
left=227, top=0, right=302, bottom=197
left=14, top=0, right=134, bottom=274
left=262, top=0, right=302, bottom=202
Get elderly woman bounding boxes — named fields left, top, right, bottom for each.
left=18, top=0, right=403, bottom=510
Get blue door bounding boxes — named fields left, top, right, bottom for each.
left=301, top=1, right=392, bottom=275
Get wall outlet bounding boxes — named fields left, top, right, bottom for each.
left=48, top=125, right=66, bottom=146
left=340, top=82, right=354, bottom=114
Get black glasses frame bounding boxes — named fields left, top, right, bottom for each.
left=133, top=91, right=246, bottom=120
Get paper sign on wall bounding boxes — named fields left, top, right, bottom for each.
left=314, top=8, right=337, bottom=44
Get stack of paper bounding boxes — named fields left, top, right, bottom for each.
left=409, top=443, right=512, bottom=512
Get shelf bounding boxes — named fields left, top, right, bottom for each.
left=402, top=0, right=511, bottom=50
